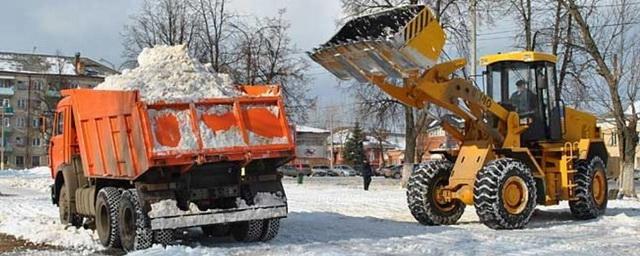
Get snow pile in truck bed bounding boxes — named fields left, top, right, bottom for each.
left=94, top=44, right=238, bottom=102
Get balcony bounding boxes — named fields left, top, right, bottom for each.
left=1, top=144, right=12, bottom=153
left=2, top=106, right=13, bottom=116
left=0, top=87, right=14, bottom=97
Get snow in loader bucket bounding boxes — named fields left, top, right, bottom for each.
left=147, top=192, right=288, bottom=230
left=308, top=4, right=445, bottom=83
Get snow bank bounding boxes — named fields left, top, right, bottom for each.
left=94, top=44, right=238, bottom=103
left=0, top=167, right=51, bottom=192
left=0, top=167, right=102, bottom=252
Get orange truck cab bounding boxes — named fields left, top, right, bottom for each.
left=48, top=85, right=295, bottom=251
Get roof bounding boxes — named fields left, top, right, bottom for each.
left=479, top=51, right=557, bottom=66
left=329, top=128, right=401, bottom=149
left=296, top=125, right=329, bottom=134
left=0, top=51, right=117, bottom=77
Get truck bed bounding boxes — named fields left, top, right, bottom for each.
left=61, top=85, right=294, bottom=180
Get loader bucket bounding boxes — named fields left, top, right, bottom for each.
left=308, top=5, right=445, bottom=83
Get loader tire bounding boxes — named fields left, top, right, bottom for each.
left=260, top=218, right=280, bottom=241
left=59, top=183, right=83, bottom=228
left=202, top=224, right=231, bottom=237
left=231, top=220, right=264, bottom=242
left=95, top=187, right=122, bottom=248
left=153, top=229, right=175, bottom=246
left=118, top=189, right=152, bottom=252
left=570, top=157, right=608, bottom=219
left=407, top=160, right=464, bottom=225
left=474, top=158, right=537, bottom=229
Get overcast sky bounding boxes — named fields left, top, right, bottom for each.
left=0, top=1, right=514, bottom=125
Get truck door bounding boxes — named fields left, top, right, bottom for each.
left=49, top=108, right=66, bottom=173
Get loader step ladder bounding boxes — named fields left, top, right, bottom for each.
left=562, top=142, right=580, bottom=198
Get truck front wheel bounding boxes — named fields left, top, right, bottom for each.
left=59, top=183, right=82, bottom=228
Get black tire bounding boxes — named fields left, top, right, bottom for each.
left=474, top=158, right=537, bottom=229
left=569, top=157, right=608, bottom=219
left=153, top=229, right=175, bottom=246
left=118, top=189, right=152, bottom=252
left=231, top=220, right=264, bottom=242
left=202, top=224, right=231, bottom=237
left=59, top=183, right=83, bottom=228
left=393, top=172, right=401, bottom=179
left=407, top=160, right=465, bottom=225
left=260, top=218, right=280, bottom=241
left=95, top=187, right=122, bottom=248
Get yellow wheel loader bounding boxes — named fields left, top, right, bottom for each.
left=309, top=5, right=609, bottom=229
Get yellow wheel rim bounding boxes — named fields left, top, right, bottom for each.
left=502, top=176, right=529, bottom=215
left=592, top=169, right=606, bottom=205
left=432, top=178, right=455, bottom=212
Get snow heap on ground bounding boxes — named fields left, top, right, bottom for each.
left=94, top=44, right=238, bottom=102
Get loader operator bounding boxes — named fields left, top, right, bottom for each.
left=509, top=80, right=538, bottom=116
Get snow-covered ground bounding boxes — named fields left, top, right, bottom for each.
left=1, top=168, right=640, bottom=255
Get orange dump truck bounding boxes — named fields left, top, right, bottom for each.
left=48, top=85, right=294, bottom=251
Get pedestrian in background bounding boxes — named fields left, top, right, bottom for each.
left=362, top=160, right=373, bottom=191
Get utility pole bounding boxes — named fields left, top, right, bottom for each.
left=470, top=0, right=478, bottom=80
left=328, top=107, right=335, bottom=170
left=0, top=101, right=4, bottom=171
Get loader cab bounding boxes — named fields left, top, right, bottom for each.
left=481, top=51, right=562, bottom=143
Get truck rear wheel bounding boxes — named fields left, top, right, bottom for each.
left=406, top=160, right=464, bottom=225
left=474, top=158, right=537, bottom=229
left=59, top=183, right=83, bottom=228
left=231, top=220, right=264, bottom=242
left=95, top=187, right=122, bottom=248
left=260, top=218, right=280, bottom=241
left=570, top=157, right=608, bottom=219
left=118, top=189, right=152, bottom=252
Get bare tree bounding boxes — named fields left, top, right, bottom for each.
left=230, top=10, right=316, bottom=122
left=559, top=0, right=639, bottom=198
left=194, top=0, right=235, bottom=72
left=122, top=0, right=200, bottom=64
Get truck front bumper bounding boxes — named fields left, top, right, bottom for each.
left=149, top=204, right=288, bottom=230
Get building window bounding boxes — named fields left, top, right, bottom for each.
left=15, top=155, right=24, bottom=167
left=17, top=98, right=27, bottom=109
left=2, top=117, right=9, bottom=127
left=31, top=156, right=40, bottom=166
left=610, top=132, right=617, bottom=146
left=0, top=79, right=13, bottom=88
left=32, top=118, right=40, bottom=128
left=32, top=138, right=41, bottom=147
left=34, top=80, right=44, bottom=91
left=15, top=136, right=23, bottom=146
left=16, top=117, right=25, bottom=128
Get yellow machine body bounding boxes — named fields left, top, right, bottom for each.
left=309, top=4, right=609, bottom=229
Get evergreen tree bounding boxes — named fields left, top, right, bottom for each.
left=342, top=122, right=366, bottom=168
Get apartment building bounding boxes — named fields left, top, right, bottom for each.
left=0, top=51, right=116, bottom=169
